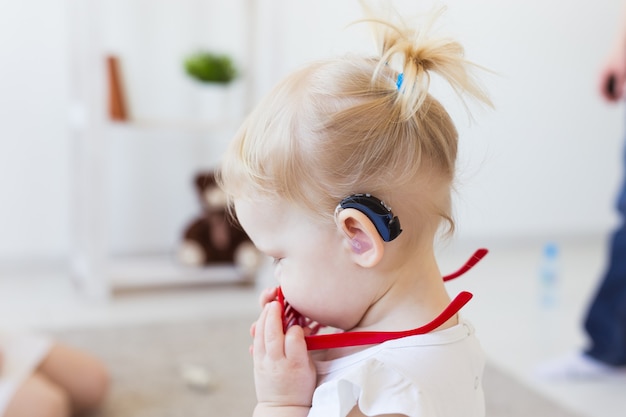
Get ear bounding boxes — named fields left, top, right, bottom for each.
left=336, top=208, right=384, bottom=268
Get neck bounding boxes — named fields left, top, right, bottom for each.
left=350, top=246, right=454, bottom=334
left=317, top=248, right=457, bottom=360
left=313, top=245, right=487, bottom=360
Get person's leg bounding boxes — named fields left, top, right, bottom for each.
left=3, top=374, right=70, bottom=417
left=583, top=224, right=626, bottom=366
left=35, top=343, right=109, bottom=415
left=583, top=147, right=626, bottom=366
left=535, top=146, right=626, bottom=379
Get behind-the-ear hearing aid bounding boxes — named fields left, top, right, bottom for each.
left=336, top=193, right=402, bottom=242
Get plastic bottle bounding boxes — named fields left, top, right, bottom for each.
left=539, top=242, right=559, bottom=308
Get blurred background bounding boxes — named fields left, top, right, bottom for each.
left=0, top=0, right=623, bottom=270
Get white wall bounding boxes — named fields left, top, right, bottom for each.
left=0, top=0, right=624, bottom=264
left=0, top=0, right=71, bottom=262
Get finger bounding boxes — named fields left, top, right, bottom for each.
left=258, top=286, right=278, bottom=307
left=264, top=301, right=286, bottom=360
left=253, top=304, right=269, bottom=359
left=284, top=325, right=309, bottom=361
left=250, top=321, right=256, bottom=338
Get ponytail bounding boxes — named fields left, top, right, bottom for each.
left=364, top=5, right=492, bottom=119
left=219, top=2, right=492, bottom=239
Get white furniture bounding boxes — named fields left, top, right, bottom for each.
left=67, top=0, right=257, bottom=298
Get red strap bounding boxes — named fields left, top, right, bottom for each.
left=443, top=248, right=488, bottom=281
left=276, top=248, right=487, bottom=350
left=304, top=291, right=473, bottom=350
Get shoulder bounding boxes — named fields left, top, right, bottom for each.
left=310, top=323, right=485, bottom=417
left=310, top=358, right=437, bottom=417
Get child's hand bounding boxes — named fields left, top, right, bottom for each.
left=252, top=301, right=316, bottom=417
left=258, top=286, right=279, bottom=309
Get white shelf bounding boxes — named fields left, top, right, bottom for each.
left=68, top=0, right=257, bottom=298
left=108, top=118, right=243, bottom=134
left=108, top=255, right=250, bottom=292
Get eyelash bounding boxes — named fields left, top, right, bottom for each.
left=272, top=257, right=283, bottom=265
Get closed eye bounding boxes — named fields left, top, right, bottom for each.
left=272, top=257, right=283, bottom=265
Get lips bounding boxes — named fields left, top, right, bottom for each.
left=276, top=286, right=323, bottom=335
left=271, top=249, right=487, bottom=351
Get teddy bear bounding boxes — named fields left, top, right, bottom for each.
left=177, top=170, right=261, bottom=279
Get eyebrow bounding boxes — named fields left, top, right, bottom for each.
left=243, top=233, right=271, bottom=255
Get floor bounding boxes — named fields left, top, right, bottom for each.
left=1, top=235, right=625, bottom=417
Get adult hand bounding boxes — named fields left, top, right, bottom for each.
left=599, top=43, right=626, bottom=102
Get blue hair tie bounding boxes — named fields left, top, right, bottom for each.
left=396, top=73, right=404, bottom=90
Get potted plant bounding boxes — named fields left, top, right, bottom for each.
left=184, top=51, right=238, bottom=84
left=183, top=50, right=240, bottom=123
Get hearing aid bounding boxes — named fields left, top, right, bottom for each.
left=336, top=193, right=402, bottom=242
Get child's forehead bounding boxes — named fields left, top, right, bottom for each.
left=234, top=197, right=297, bottom=235
left=234, top=197, right=329, bottom=249
left=235, top=197, right=282, bottom=221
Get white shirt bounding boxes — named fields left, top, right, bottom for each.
left=309, top=319, right=485, bottom=417
left=0, top=329, right=52, bottom=414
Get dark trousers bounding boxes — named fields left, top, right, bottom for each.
left=584, top=149, right=626, bottom=366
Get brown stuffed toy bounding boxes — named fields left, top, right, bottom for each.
left=177, top=171, right=260, bottom=278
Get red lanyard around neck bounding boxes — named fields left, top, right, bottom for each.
left=277, top=248, right=488, bottom=351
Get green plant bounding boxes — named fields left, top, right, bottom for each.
left=184, top=51, right=238, bottom=84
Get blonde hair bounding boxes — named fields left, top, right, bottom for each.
left=218, top=5, right=491, bottom=242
